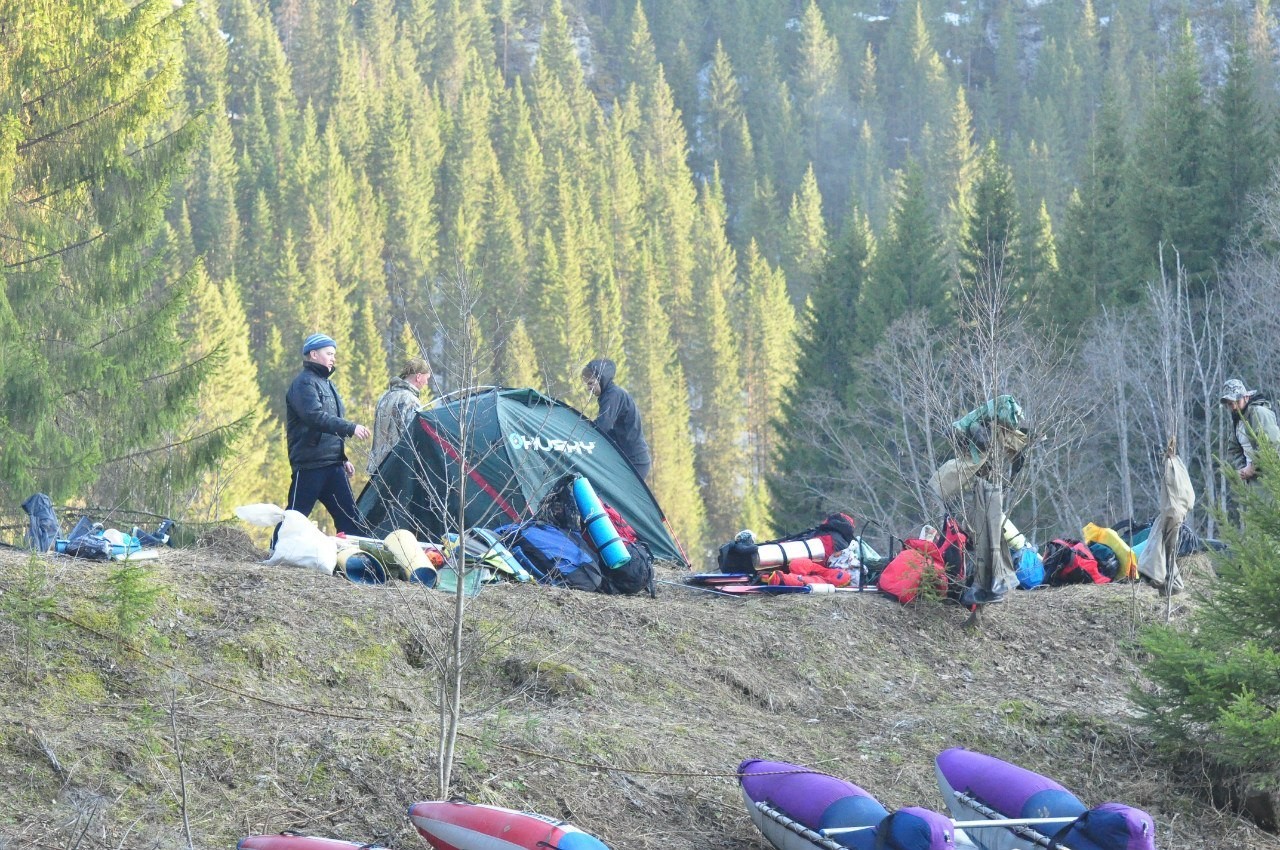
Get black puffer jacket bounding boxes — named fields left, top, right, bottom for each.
left=286, top=361, right=358, bottom=470
left=585, top=358, right=651, bottom=470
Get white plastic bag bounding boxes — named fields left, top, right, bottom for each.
left=235, top=503, right=287, bottom=527
left=264, top=510, right=337, bottom=575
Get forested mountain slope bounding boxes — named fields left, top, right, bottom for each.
left=4, top=0, right=1280, bottom=558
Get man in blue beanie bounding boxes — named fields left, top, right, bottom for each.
left=282, top=333, right=371, bottom=537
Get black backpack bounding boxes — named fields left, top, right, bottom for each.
left=535, top=473, right=581, bottom=531
left=599, top=540, right=657, bottom=597
left=716, top=538, right=758, bottom=575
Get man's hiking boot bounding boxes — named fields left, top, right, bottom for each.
left=959, top=585, right=1007, bottom=606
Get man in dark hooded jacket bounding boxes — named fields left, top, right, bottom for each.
left=582, top=358, right=651, bottom=481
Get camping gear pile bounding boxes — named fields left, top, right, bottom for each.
left=234, top=471, right=658, bottom=598
left=706, top=513, right=884, bottom=595
left=20, top=492, right=173, bottom=562
left=706, top=502, right=1217, bottom=606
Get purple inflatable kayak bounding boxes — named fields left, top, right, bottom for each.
left=935, top=748, right=1156, bottom=850
left=738, top=758, right=962, bottom=850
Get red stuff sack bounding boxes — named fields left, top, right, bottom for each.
left=878, top=539, right=947, bottom=603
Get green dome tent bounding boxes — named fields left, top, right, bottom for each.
left=357, top=387, right=687, bottom=565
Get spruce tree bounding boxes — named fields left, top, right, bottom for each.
left=532, top=225, right=591, bottom=401
left=347, top=295, right=385, bottom=418
left=1126, top=18, right=1217, bottom=287
left=600, top=98, right=646, bottom=303
left=626, top=244, right=707, bottom=557
left=260, top=231, right=307, bottom=419
left=498, top=319, right=541, bottom=391
left=881, top=1, right=952, bottom=163
left=739, top=241, right=798, bottom=538
left=371, top=78, right=441, bottom=316
left=622, top=11, right=698, bottom=353
left=176, top=266, right=282, bottom=521
left=740, top=42, right=805, bottom=205
left=1209, top=35, right=1278, bottom=249
left=690, top=177, right=746, bottom=544
left=497, top=80, right=546, bottom=251
left=770, top=207, right=874, bottom=531
left=1248, top=0, right=1280, bottom=114
left=1050, top=85, right=1130, bottom=322
left=853, top=45, right=889, bottom=228
left=793, top=1, right=845, bottom=213
left=439, top=84, right=498, bottom=276
left=958, top=140, right=1023, bottom=303
left=0, top=0, right=223, bottom=503
left=926, top=86, right=978, bottom=250
left=186, top=98, right=241, bottom=282
left=222, top=0, right=297, bottom=148
left=783, top=165, right=828, bottom=306
left=531, top=0, right=597, bottom=154
left=991, top=5, right=1022, bottom=130
left=1023, top=200, right=1059, bottom=303
left=858, top=158, right=949, bottom=340
left=699, top=41, right=746, bottom=181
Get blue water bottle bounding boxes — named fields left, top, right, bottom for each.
left=571, top=476, right=631, bottom=569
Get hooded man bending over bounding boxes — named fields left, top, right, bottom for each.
left=582, top=358, right=651, bottom=482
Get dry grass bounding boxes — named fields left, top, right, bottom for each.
left=0, top=548, right=1274, bottom=849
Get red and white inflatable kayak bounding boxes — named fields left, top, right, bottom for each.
left=238, top=835, right=388, bottom=850
left=409, top=800, right=610, bottom=850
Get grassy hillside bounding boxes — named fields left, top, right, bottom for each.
left=0, top=539, right=1275, bottom=849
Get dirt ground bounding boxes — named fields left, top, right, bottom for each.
left=0, top=539, right=1275, bottom=850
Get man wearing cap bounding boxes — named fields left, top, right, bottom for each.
left=284, top=333, right=371, bottom=535
left=1221, top=378, right=1280, bottom=482
left=367, top=356, right=432, bottom=473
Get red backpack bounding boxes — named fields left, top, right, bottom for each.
left=1043, top=538, right=1110, bottom=585
left=602, top=502, right=638, bottom=544
left=934, top=515, right=971, bottom=597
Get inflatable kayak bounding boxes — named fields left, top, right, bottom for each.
left=738, top=758, right=966, bottom=850
left=408, top=800, right=609, bottom=850
left=935, top=748, right=1156, bottom=850
left=238, top=834, right=388, bottom=849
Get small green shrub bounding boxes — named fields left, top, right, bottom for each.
left=1136, top=443, right=1280, bottom=782
left=102, top=560, right=162, bottom=650
left=0, top=555, right=59, bottom=683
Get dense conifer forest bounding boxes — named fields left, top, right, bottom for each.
left=5, top=0, right=1280, bottom=558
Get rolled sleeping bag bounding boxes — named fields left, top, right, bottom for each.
left=384, top=529, right=439, bottom=586
left=755, top=537, right=826, bottom=569
left=1002, top=515, right=1027, bottom=551
left=342, top=552, right=388, bottom=585
left=571, top=476, right=631, bottom=569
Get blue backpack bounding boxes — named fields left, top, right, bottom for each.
left=495, top=521, right=603, bottom=592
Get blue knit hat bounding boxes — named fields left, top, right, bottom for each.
left=301, top=333, right=337, bottom=356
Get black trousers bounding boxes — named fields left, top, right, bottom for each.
left=285, top=464, right=366, bottom=536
